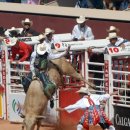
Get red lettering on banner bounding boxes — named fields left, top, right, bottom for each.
left=2, top=72, right=6, bottom=75
left=1, top=50, right=6, bottom=93
left=104, top=60, right=109, bottom=93
left=0, top=85, right=4, bottom=94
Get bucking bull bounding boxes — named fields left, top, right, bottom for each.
left=21, top=57, right=95, bottom=130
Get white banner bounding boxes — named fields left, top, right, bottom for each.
left=54, top=39, right=110, bottom=51
left=8, top=93, right=25, bottom=122
left=8, top=93, right=58, bottom=123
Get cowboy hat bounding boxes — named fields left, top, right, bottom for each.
left=38, top=34, right=45, bottom=41
left=76, top=87, right=91, bottom=95
left=21, top=18, right=33, bottom=26
left=0, top=26, right=6, bottom=36
left=107, top=26, right=119, bottom=33
left=9, top=27, right=20, bottom=38
left=108, top=32, right=118, bottom=40
left=44, top=28, right=55, bottom=36
left=76, top=16, right=87, bottom=24
left=36, top=44, right=47, bottom=55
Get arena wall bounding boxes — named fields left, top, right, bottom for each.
left=0, top=3, right=130, bottom=39
left=0, top=3, right=130, bottom=130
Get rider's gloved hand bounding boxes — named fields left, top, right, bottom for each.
left=50, top=98, right=54, bottom=109
left=65, top=45, right=71, bottom=55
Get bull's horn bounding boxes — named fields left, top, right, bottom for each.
left=84, top=80, right=96, bottom=89
left=36, top=115, right=46, bottom=119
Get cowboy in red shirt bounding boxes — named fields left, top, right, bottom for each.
left=11, top=41, right=32, bottom=62
left=9, top=27, right=33, bottom=63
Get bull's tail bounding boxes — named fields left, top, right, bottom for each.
left=71, top=72, right=96, bottom=89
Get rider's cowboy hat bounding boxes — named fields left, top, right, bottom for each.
left=0, top=26, right=6, bottom=36
left=107, top=26, right=119, bottom=33
left=76, top=87, right=91, bottom=95
left=43, top=28, right=55, bottom=36
left=36, top=44, right=47, bottom=55
left=38, top=34, right=45, bottom=41
left=76, top=16, right=88, bottom=24
left=108, top=32, right=118, bottom=40
left=21, top=18, right=33, bottom=26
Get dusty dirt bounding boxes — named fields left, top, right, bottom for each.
left=0, top=120, right=102, bottom=130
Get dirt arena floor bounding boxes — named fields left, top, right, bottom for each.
left=0, top=120, right=102, bottom=130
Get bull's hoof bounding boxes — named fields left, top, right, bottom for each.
left=19, top=113, right=25, bottom=118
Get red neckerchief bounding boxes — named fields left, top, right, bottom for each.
left=100, top=107, right=112, bottom=125
left=83, top=96, right=100, bottom=130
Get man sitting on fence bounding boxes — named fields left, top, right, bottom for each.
left=104, top=32, right=126, bottom=54
left=106, top=25, right=130, bottom=47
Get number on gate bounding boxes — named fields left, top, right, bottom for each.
left=4, top=38, right=10, bottom=45
left=3, top=38, right=17, bottom=46
left=108, top=47, right=121, bottom=54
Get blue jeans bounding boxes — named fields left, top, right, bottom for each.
left=76, top=0, right=93, bottom=8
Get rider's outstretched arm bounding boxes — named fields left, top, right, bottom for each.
left=30, top=51, right=37, bottom=77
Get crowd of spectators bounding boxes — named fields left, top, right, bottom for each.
left=0, top=0, right=44, bottom=4
left=76, top=0, right=130, bottom=10
left=0, top=0, right=130, bottom=11
left=0, top=16, right=129, bottom=89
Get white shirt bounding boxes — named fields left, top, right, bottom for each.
left=115, top=37, right=130, bottom=46
left=72, top=24, right=94, bottom=40
left=43, top=37, right=55, bottom=51
left=64, top=94, right=110, bottom=113
left=30, top=45, right=66, bottom=76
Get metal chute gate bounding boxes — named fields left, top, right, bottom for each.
left=104, top=47, right=130, bottom=130
left=0, top=43, right=105, bottom=124
left=1, top=37, right=130, bottom=130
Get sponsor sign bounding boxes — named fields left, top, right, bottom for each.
left=9, top=93, right=25, bottom=122
left=3, top=36, right=40, bottom=46
left=18, top=36, right=40, bottom=45
left=8, top=93, right=58, bottom=123
left=54, top=39, right=109, bottom=51
left=114, top=106, right=130, bottom=130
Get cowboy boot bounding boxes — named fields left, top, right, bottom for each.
left=109, top=125, right=115, bottom=130
left=77, top=124, right=83, bottom=130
